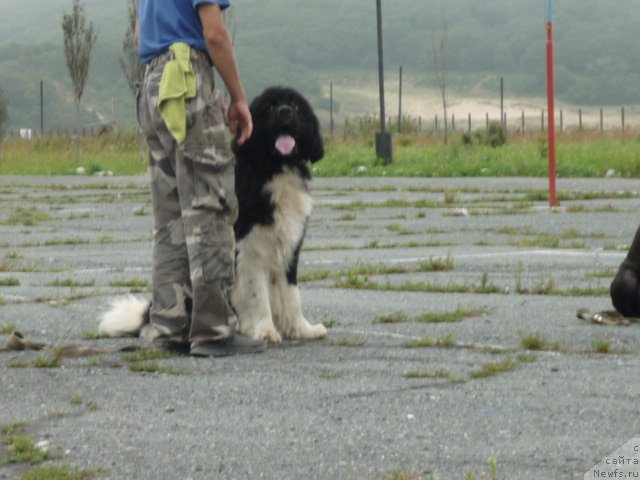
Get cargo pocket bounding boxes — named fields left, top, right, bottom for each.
left=194, top=222, right=235, bottom=283
left=185, top=147, right=238, bottom=222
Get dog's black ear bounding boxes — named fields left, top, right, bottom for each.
left=306, top=115, right=324, bottom=163
left=231, top=128, right=255, bottom=157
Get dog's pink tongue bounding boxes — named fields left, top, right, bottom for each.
left=275, top=135, right=296, bottom=156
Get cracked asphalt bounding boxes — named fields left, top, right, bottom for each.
left=1, top=175, right=639, bottom=480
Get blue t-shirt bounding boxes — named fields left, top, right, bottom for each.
left=138, top=0, right=230, bottom=63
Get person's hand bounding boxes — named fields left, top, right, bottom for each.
left=228, top=100, right=252, bottom=145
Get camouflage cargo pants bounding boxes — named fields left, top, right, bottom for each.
left=137, top=50, right=238, bottom=345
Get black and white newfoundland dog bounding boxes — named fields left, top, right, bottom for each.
left=99, top=86, right=327, bottom=344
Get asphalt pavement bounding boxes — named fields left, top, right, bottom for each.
left=1, top=175, right=639, bottom=480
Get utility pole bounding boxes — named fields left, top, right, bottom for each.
left=398, top=65, right=403, bottom=134
left=40, top=81, right=44, bottom=136
left=375, top=0, right=392, bottom=163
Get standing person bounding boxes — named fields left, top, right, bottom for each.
left=136, top=0, right=266, bottom=356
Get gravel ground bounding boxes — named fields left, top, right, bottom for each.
left=1, top=175, right=639, bottom=480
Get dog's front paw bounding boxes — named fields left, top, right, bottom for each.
left=259, top=326, right=282, bottom=345
left=243, top=322, right=281, bottom=344
left=312, top=322, right=328, bottom=339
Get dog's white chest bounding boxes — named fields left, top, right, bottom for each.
left=266, top=169, right=313, bottom=229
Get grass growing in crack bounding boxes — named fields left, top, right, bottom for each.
left=418, top=254, right=454, bottom=272
left=464, top=457, right=499, bottom=480
left=402, top=368, right=451, bottom=379
left=0, top=323, right=17, bottom=334
left=588, top=268, right=617, bottom=279
left=386, top=223, right=415, bottom=235
left=404, top=333, right=455, bottom=348
left=1, top=207, right=52, bottom=226
left=417, top=306, right=486, bottom=323
left=46, top=279, right=96, bottom=288
left=318, top=372, right=343, bottom=380
left=129, top=363, right=183, bottom=375
left=591, top=339, right=611, bottom=354
left=380, top=469, right=424, bottom=480
left=35, top=290, right=104, bottom=307
left=298, top=269, right=333, bottom=282
left=335, top=212, right=356, bottom=221
left=81, top=331, right=111, bottom=340
left=519, top=332, right=564, bottom=352
left=336, top=274, right=500, bottom=295
left=42, top=238, right=90, bottom=247
left=374, top=312, right=408, bottom=324
left=469, top=356, right=518, bottom=379
left=121, top=349, right=176, bottom=362
left=32, top=357, right=61, bottom=368
left=0, top=423, right=51, bottom=466
left=109, top=278, right=149, bottom=293
left=0, top=278, right=20, bottom=286
left=517, top=353, right=538, bottom=363
left=18, top=465, right=109, bottom=480
left=325, top=338, right=366, bottom=347
left=69, top=395, right=84, bottom=405
left=321, top=318, right=338, bottom=329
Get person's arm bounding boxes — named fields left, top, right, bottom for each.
left=198, top=4, right=252, bottom=144
left=134, top=19, right=139, bottom=48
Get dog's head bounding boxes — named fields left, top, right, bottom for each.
left=232, top=86, right=324, bottom=165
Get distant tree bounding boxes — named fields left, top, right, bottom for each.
left=431, top=11, right=449, bottom=145
left=120, top=0, right=144, bottom=97
left=0, top=87, right=7, bottom=162
left=62, top=0, right=97, bottom=162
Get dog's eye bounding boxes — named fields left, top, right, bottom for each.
left=291, top=103, right=299, bottom=112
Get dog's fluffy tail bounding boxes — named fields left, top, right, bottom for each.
left=98, top=296, right=150, bottom=337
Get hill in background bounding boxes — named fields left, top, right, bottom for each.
left=1, top=0, right=639, bottom=131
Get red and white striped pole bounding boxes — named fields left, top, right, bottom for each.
left=546, top=0, right=559, bottom=206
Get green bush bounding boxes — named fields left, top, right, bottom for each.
left=462, top=122, right=507, bottom=148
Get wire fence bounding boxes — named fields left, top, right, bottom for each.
left=4, top=105, right=638, bottom=141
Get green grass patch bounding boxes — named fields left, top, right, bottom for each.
left=1, top=207, right=52, bottom=226
left=325, top=337, right=366, bottom=347
left=109, top=278, right=149, bottom=292
left=121, top=349, right=176, bottom=362
left=374, top=312, right=408, bottom=324
left=81, top=331, right=111, bottom=340
left=46, top=279, right=95, bottom=288
left=516, top=353, right=538, bottom=363
left=336, top=274, right=500, bottom=295
left=519, top=333, right=563, bottom=352
left=416, top=306, right=486, bottom=323
left=0, top=323, right=17, bottom=334
left=18, top=465, right=108, bottom=480
left=0, top=277, right=20, bottom=286
left=469, top=356, right=518, bottom=379
left=591, top=338, right=612, bottom=354
left=321, top=319, right=338, bottom=329
left=402, top=368, right=451, bottom=379
left=4, top=132, right=640, bottom=178
left=32, top=357, right=61, bottom=368
left=404, top=333, right=456, bottom=348
left=418, top=254, right=454, bottom=272
left=0, top=422, right=51, bottom=466
left=128, top=362, right=184, bottom=375
left=380, top=468, right=424, bottom=480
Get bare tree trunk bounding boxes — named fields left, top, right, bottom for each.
left=431, top=12, right=449, bottom=145
left=75, top=100, right=80, bottom=164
